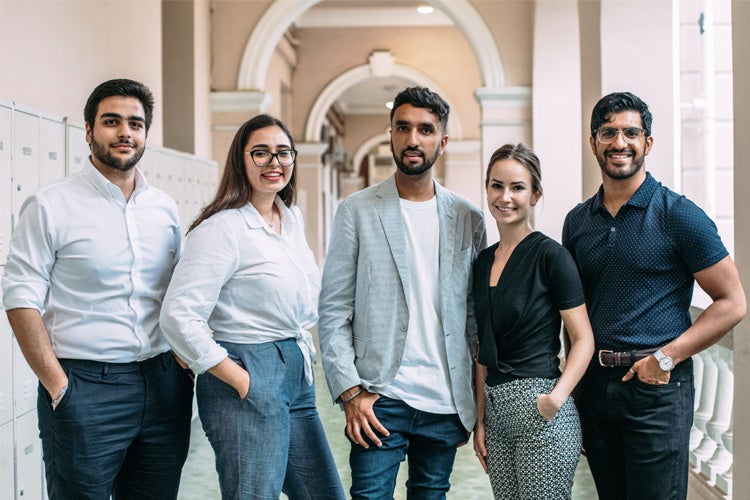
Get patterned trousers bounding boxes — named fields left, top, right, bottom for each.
left=484, top=378, right=582, bottom=500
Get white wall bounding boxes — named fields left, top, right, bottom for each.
left=0, top=0, right=165, bottom=144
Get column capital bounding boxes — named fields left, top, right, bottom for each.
left=210, top=91, right=272, bottom=114
left=296, top=142, right=328, bottom=168
left=474, top=86, right=531, bottom=108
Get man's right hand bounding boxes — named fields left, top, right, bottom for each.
left=343, top=389, right=389, bottom=448
left=48, top=377, right=69, bottom=411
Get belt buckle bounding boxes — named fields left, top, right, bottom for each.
left=598, top=350, right=613, bottom=367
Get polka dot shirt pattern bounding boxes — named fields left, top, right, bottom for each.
left=562, top=173, right=728, bottom=352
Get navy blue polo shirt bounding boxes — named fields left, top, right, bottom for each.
left=562, top=173, right=727, bottom=352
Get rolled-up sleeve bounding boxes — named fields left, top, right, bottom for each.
left=2, top=196, right=55, bottom=311
left=159, top=217, right=237, bottom=374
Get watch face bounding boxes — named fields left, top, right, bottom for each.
left=659, top=357, right=674, bottom=371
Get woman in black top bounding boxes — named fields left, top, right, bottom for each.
left=472, top=143, right=594, bottom=499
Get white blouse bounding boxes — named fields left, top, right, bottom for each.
left=160, top=198, right=320, bottom=383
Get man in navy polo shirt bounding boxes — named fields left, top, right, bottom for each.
left=563, top=91, right=745, bottom=499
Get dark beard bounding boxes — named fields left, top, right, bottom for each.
left=392, top=146, right=440, bottom=176
left=90, top=141, right=144, bottom=172
left=597, top=149, right=645, bottom=180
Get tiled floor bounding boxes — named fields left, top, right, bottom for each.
left=178, top=361, right=598, bottom=499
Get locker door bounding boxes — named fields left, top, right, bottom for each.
left=12, top=335, right=37, bottom=417
left=0, top=288, right=14, bottom=426
left=66, top=122, right=88, bottom=176
left=0, top=421, right=13, bottom=498
left=12, top=110, right=41, bottom=224
left=14, top=411, right=42, bottom=500
left=40, top=117, right=66, bottom=187
left=0, top=105, right=11, bottom=265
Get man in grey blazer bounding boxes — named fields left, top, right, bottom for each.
left=319, top=87, right=486, bottom=499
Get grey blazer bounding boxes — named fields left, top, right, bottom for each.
left=318, top=175, right=486, bottom=431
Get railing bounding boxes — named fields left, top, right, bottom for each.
left=689, top=307, right=734, bottom=499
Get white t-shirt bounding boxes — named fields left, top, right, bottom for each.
left=381, top=196, right=457, bottom=414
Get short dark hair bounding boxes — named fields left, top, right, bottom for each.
left=189, top=114, right=296, bottom=233
left=390, top=87, right=450, bottom=133
left=590, top=92, right=652, bottom=138
left=485, top=143, right=543, bottom=197
left=84, top=79, right=155, bottom=132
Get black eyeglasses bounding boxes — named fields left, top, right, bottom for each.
left=244, top=149, right=297, bottom=167
left=595, top=127, right=646, bottom=144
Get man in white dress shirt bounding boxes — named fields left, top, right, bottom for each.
left=2, top=79, right=193, bottom=499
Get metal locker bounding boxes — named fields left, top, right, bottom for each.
left=12, top=334, right=37, bottom=418
left=181, top=161, right=192, bottom=227
left=40, top=117, right=65, bottom=188
left=11, top=110, right=40, bottom=224
left=14, top=410, right=42, bottom=500
left=140, top=148, right=163, bottom=191
left=0, top=420, right=14, bottom=499
left=0, top=284, right=14, bottom=426
left=66, top=122, right=88, bottom=176
left=0, top=104, right=12, bottom=266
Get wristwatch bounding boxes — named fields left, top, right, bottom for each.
left=653, top=349, right=674, bottom=372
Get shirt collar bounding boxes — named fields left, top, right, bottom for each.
left=83, top=157, right=148, bottom=201
left=592, top=171, right=656, bottom=214
left=240, top=196, right=287, bottom=230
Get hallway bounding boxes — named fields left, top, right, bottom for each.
left=177, top=360, right=598, bottom=499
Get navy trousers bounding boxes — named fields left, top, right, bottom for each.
left=37, top=351, right=194, bottom=500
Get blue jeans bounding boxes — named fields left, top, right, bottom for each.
left=37, top=351, right=194, bottom=500
left=579, top=358, right=694, bottom=500
left=348, top=396, right=468, bottom=500
left=197, top=339, right=345, bottom=500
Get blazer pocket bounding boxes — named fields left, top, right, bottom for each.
left=352, top=336, right=368, bottom=359
left=453, top=247, right=472, bottom=278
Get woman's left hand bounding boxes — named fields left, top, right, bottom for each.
left=537, top=393, right=565, bottom=422
left=473, top=421, right=489, bottom=474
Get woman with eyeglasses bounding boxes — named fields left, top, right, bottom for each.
left=160, top=114, right=345, bottom=499
left=472, top=143, right=594, bottom=499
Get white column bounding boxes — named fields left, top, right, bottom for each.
left=532, top=0, right=582, bottom=243
left=701, top=348, right=733, bottom=485
left=296, top=142, right=327, bottom=265
left=731, top=2, right=750, bottom=498
left=716, top=412, right=733, bottom=496
left=689, top=353, right=705, bottom=450
left=691, top=350, right=719, bottom=469
left=474, top=86, right=532, bottom=244
left=599, top=0, right=679, bottom=188
left=444, top=140, right=482, bottom=209
left=209, top=91, right=273, bottom=167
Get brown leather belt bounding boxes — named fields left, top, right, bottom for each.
left=597, top=348, right=658, bottom=367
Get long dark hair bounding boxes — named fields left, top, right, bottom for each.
left=188, top=114, right=296, bottom=233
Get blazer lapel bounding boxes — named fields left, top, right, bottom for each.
left=436, top=182, right=458, bottom=322
left=375, top=176, right=410, bottom=305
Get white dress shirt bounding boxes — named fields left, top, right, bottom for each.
left=1, top=160, right=182, bottom=362
left=160, top=198, right=320, bottom=382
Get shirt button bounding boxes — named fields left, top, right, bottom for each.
left=610, top=227, right=615, bottom=232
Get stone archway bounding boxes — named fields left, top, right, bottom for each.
left=303, top=53, right=463, bottom=142
left=236, top=0, right=505, bottom=91
left=351, top=132, right=390, bottom=175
